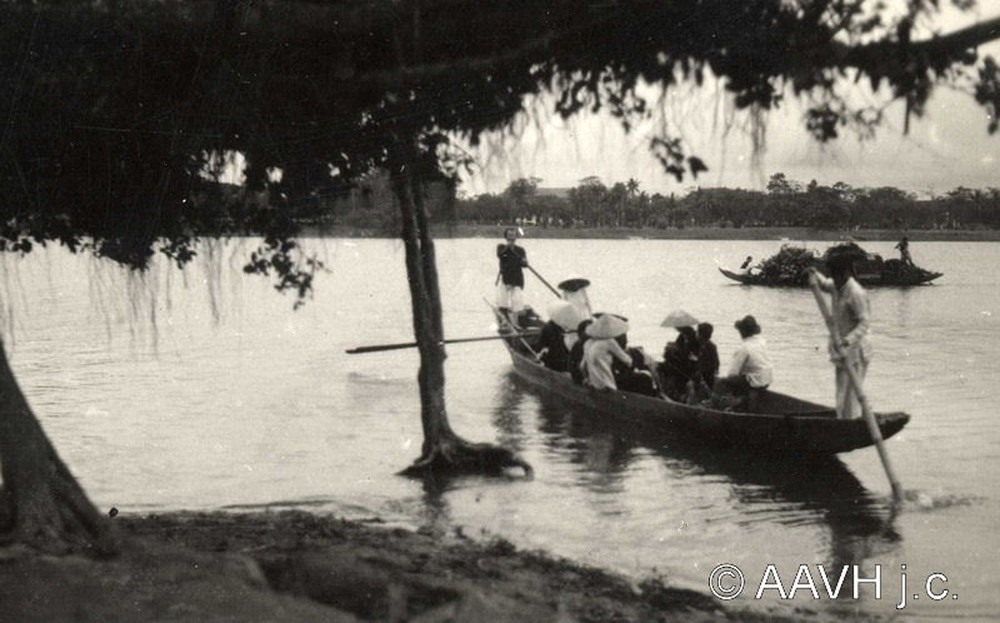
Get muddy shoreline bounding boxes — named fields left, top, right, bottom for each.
left=0, top=510, right=827, bottom=622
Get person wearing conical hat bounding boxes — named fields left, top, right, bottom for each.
left=549, top=300, right=585, bottom=351
left=656, top=310, right=701, bottom=402
left=558, top=277, right=592, bottom=320
left=659, top=326, right=700, bottom=402
left=537, top=301, right=584, bottom=373
left=581, top=313, right=632, bottom=390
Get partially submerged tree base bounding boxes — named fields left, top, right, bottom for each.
left=399, top=435, right=533, bottom=479
left=388, top=143, right=536, bottom=481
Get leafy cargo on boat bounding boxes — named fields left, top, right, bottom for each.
left=720, top=243, right=943, bottom=287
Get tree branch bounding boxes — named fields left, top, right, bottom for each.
left=841, top=15, right=1000, bottom=68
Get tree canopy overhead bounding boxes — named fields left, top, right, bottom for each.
left=1, top=0, right=999, bottom=555
left=1, top=0, right=998, bottom=273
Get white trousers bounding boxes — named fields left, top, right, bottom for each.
left=835, top=358, right=868, bottom=419
left=496, top=283, right=524, bottom=312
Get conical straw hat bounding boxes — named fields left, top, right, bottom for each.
left=586, top=313, right=629, bottom=339
left=557, top=277, right=591, bottom=292
left=660, top=309, right=699, bottom=328
left=547, top=301, right=584, bottom=331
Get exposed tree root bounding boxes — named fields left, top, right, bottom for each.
left=0, top=340, right=120, bottom=558
left=400, top=435, right=533, bottom=479
left=0, top=468, right=121, bottom=558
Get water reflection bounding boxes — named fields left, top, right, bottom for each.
left=404, top=382, right=534, bottom=537
left=525, top=376, right=637, bottom=491
left=503, top=371, right=900, bottom=570
left=709, top=452, right=901, bottom=571
left=416, top=475, right=454, bottom=537
left=489, top=374, right=527, bottom=452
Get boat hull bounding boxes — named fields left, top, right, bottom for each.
left=502, top=338, right=909, bottom=456
left=719, top=264, right=943, bottom=287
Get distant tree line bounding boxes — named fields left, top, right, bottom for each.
left=322, top=172, right=1000, bottom=232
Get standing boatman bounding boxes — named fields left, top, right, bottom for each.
left=894, top=236, right=914, bottom=266
left=496, top=227, right=528, bottom=323
left=808, top=248, right=873, bottom=419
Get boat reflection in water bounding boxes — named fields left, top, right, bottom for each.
left=503, top=370, right=901, bottom=589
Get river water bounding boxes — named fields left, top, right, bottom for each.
left=7, top=237, right=999, bottom=621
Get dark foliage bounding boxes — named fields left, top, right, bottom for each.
left=0, top=1, right=996, bottom=293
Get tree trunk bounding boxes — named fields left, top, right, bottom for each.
left=388, top=142, right=531, bottom=478
left=0, top=340, right=119, bottom=555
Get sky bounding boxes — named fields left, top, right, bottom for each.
left=457, top=4, right=1000, bottom=198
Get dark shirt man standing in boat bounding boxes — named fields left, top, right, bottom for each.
left=496, top=227, right=528, bottom=322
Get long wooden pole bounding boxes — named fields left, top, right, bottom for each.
left=346, top=331, right=540, bottom=354
left=483, top=297, right=541, bottom=357
left=808, top=274, right=903, bottom=501
left=525, top=265, right=562, bottom=298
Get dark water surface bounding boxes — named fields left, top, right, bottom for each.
left=10, top=238, right=999, bottom=620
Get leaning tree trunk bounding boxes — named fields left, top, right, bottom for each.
left=388, top=142, right=531, bottom=478
left=0, top=340, right=119, bottom=555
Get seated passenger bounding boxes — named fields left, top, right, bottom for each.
left=697, top=322, right=720, bottom=391
left=515, top=304, right=544, bottom=331
left=538, top=301, right=584, bottom=373
left=569, top=319, right=594, bottom=384
left=581, top=314, right=632, bottom=390
left=715, top=315, right=773, bottom=412
left=538, top=320, right=569, bottom=372
left=658, top=326, right=700, bottom=402
left=613, top=336, right=659, bottom=397
left=558, top=277, right=593, bottom=319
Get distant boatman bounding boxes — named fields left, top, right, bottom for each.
left=738, top=255, right=758, bottom=276
left=496, top=227, right=528, bottom=320
left=894, top=236, right=914, bottom=266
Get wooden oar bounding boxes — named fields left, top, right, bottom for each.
left=347, top=331, right=540, bottom=354
left=526, top=265, right=562, bottom=298
left=808, top=273, right=903, bottom=501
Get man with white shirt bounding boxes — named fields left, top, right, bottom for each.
left=719, top=314, right=773, bottom=412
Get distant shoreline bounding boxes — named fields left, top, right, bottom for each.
left=312, top=223, right=1000, bottom=242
